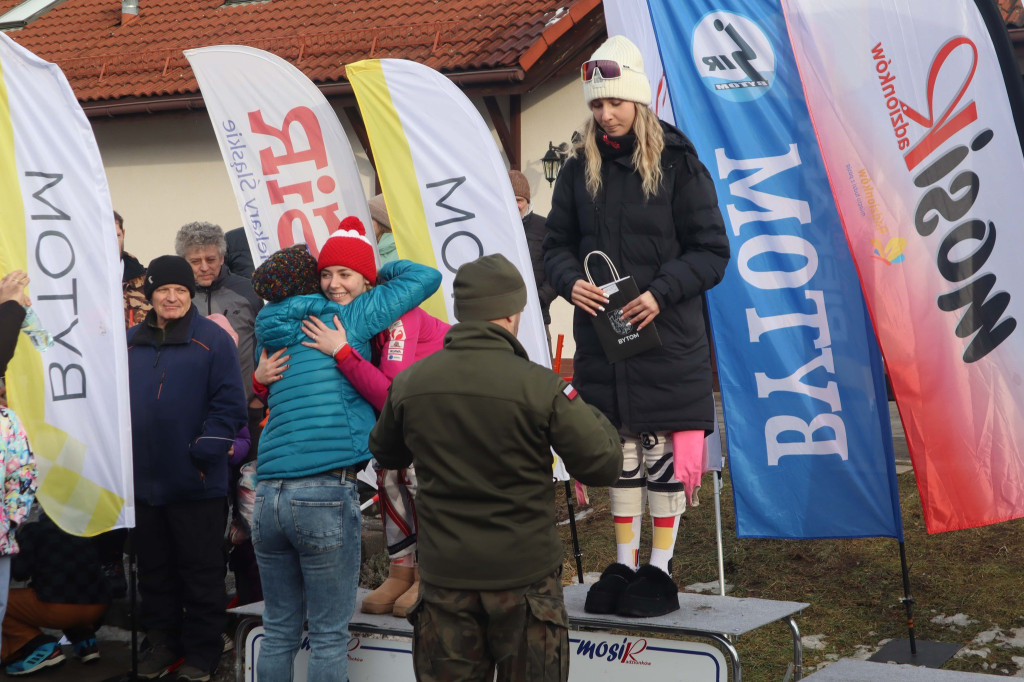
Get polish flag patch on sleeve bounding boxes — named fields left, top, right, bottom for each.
left=563, top=383, right=578, bottom=400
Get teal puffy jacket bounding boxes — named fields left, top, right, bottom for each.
left=255, top=260, right=442, bottom=480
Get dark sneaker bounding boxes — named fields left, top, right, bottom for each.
left=584, top=562, right=636, bottom=614
left=5, top=640, right=65, bottom=676
left=72, top=636, right=101, bottom=663
left=176, top=664, right=212, bottom=682
left=616, top=564, right=680, bottom=618
left=137, top=643, right=183, bottom=679
left=221, top=632, right=234, bottom=653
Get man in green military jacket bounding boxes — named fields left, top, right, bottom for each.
left=370, top=253, right=622, bottom=682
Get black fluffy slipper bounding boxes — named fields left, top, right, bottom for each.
left=615, top=564, right=680, bottom=618
left=584, top=562, right=636, bottom=614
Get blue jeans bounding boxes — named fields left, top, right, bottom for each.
left=253, top=474, right=360, bottom=682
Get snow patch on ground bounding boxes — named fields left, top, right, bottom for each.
left=685, top=580, right=733, bottom=595
left=999, top=628, right=1024, bottom=648
left=581, top=572, right=602, bottom=585
left=956, top=647, right=991, bottom=659
left=931, top=613, right=976, bottom=628
left=971, top=627, right=1001, bottom=645
left=850, top=644, right=875, bottom=660
left=802, top=634, right=828, bottom=651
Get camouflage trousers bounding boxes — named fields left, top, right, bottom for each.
left=407, top=569, right=569, bottom=682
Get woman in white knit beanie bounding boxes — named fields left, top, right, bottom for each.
left=543, top=35, right=731, bottom=619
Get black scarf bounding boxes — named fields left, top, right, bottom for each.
left=596, top=129, right=636, bottom=160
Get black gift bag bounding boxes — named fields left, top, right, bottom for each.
left=584, top=251, right=662, bottom=363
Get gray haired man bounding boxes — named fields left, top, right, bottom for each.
left=174, top=221, right=263, bottom=405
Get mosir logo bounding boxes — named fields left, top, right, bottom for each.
left=692, top=11, right=775, bottom=102
left=576, top=637, right=652, bottom=666
left=872, top=37, right=1016, bottom=363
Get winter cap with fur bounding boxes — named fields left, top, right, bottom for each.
left=582, top=35, right=651, bottom=106
left=453, top=254, right=527, bottom=322
left=317, top=217, right=378, bottom=283
left=252, top=244, right=319, bottom=303
left=508, top=170, right=530, bottom=202
left=144, top=255, right=196, bottom=300
left=368, top=194, right=391, bottom=231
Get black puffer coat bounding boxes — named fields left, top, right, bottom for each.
left=544, top=122, right=729, bottom=433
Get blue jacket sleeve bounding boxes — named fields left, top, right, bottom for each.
left=190, top=329, right=248, bottom=465
left=344, top=260, right=442, bottom=344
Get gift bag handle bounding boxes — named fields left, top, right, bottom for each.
left=584, top=250, right=621, bottom=286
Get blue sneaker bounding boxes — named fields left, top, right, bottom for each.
left=72, top=637, right=100, bottom=663
left=5, top=640, right=65, bottom=676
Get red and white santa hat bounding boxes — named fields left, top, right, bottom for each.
left=317, top=216, right=378, bottom=284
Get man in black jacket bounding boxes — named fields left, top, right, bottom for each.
left=509, top=170, right=556, bottom=352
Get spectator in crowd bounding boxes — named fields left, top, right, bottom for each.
left=1, top=512, right=109, bottom=675
left=205, top=314, right=260, bottom=608
left=224, top=227, right=255, bottom=280
left=115, top=211, right=152, bottom=329
left=127, top=255, right=247, bottom=682
left=176, top=221, right=265, bottom=483
left=249, top=223, right=440, bottom=682
left=175, top=221, right=263, bottom=411
left=367, top=194, right=398, bottom=265
left=1, top=271, right=30, bottom=378
left=508, top=170, right=556, bottom=343
left=0, top=271, right=39, bottom=656
left=102, top=210, right=142, bottom=602
left=370, top=254, right=622, bottom=682
left=544, top=36, right=730, bottom=617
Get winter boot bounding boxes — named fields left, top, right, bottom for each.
left=361, top=563, right=415, bottom=614
left=616, top=564, right=680, bottom=618
left=392, top=568, right=420, bottom=618
left=584, top=562, right=636, bottom=614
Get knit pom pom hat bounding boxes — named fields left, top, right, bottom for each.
left=252, top=244, right=319, bottom=303
left=317, top=216, right=378, bottom=283
left=582, top=35, right=651, bottom=106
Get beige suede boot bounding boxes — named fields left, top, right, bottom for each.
left=361, top=563, right=415, bottom=614
left=391, top=568, right=420, bottom=618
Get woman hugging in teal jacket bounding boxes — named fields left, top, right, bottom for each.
left=248, top=218, right=441, bottom=682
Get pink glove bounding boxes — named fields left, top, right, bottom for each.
left=672, top=430, right=706, bottom=507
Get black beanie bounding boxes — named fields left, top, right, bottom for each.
left=453, top=254, right=527, bottom=322
left=144, top=255, right=196, bottom=300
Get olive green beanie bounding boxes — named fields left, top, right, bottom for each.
left=453, top=254, right=527, bottom=322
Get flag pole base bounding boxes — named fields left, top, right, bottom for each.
left=868, top=639, right=962, bottom=668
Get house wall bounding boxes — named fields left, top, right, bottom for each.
left=90, top=71, right=590, bottom=358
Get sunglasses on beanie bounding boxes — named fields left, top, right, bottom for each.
left=581, top=60, right=642, bottom=81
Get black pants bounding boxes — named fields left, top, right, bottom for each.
left=136, top=498, right=228, bottom=672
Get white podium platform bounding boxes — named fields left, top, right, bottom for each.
left=232, top=586, right=809, bottom=681
left=562, top=584, right=807, bottom=681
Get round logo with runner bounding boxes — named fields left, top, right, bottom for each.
left=691, top=11, right=775, bottom=102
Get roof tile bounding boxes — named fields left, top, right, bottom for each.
left=2, top=0, right=588, bottom=102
